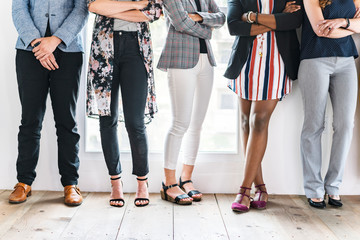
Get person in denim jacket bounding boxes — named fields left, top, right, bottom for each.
left=9, top=0, right=88, bottom=206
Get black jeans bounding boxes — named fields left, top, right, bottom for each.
left=99, top=31, right=149, bottom=177
left=16, top=49, right=83, bottom=187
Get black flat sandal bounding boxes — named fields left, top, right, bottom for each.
left=160, top=182, right=193, bottom=205
left=179, top=177, right=202, bottom=202
left=110, top=176, right=125, bottom=208
left=134, top=177, right=150, bottom=207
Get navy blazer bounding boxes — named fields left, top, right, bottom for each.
left=12, top=0, right=89, bottom=52
left=224, top=0, right=303, bottom=80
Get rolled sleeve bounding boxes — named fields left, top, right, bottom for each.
left=274, top=0, right=303, bottom=31
left=227, top=0, right=252, bottom=36
left=140, top=0, right=163, bottom=23
left=196, top=0, right=225, bottom=28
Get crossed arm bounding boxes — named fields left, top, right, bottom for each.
left=88, top=0, right=150, bottom=22
left=305, top=0, right=360, bottom=38
left=227, top=0, right=302, bottom=37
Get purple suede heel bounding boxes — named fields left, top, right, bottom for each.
left=250, top=184, right=268, bottom=209
left=231, top=186, right=251, bottom=212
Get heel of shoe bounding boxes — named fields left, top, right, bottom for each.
left=27, top=190, right=32, bottom=197
left=160, top=190, right=166, bottom=200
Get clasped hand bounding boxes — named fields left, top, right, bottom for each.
left=31, top=36, right=62, bottom=71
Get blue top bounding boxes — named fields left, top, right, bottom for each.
left=300, top=0, right=358, bottom=60
left=12, top=0, right=89, bottom=53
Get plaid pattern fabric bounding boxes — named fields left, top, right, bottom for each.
left=157, top=0, right=225, bottom=71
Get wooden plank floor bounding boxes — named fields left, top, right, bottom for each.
left=0, top=191, right=359, bottom=240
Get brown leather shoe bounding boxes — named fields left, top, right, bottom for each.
left=64, top=185, right=83, bottom=206
left=9, top=183, right=32, bottom=204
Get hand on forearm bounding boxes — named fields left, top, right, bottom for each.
left=283, top=1, right=301, bottom=13
left=109, top=10, right=149, bottom=22
left=39, top=53, right=59, bottom=71
left=188, top=13, right=203, bottom=22
left=89, top=0, right=149, bottom=16
left=242, top=12, right=276, bottom=30
left=250, top=24, right=272, bottom=36
left=32, top=36, right=62, bottom=61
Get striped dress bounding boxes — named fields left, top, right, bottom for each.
left=228, top=0, right=291, bottom=101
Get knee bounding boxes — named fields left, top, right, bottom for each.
left=100, top=116, right=118, bottom=131
left=240, top=113, right=250, bottom=134
left=169, top=120, right=190, bottom=136
left=250, top=113, right=269, bottom=133
left=125, top=118, right=145, bottom=135
left=333, top=118, right=354, bottom=134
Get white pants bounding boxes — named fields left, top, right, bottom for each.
left=164, top=54, right=214, bottom=170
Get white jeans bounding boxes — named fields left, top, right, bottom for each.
left=164, top=54, right=214, bottom=170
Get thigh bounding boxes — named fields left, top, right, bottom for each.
left=119, top=50, right=148, bottom=124
left=250, top=99, right=278, bottom=120
left=167, top=67, right=198, bottom=125
left=49, top=51, right=83, bottom=119
left=298, top=58, right=332, bottom=123
left=16, top=50, right=49, bottom=120
left=329, top=58, right=358, bottom=123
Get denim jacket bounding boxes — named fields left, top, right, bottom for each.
left=12, top=0, right=89, bottom=52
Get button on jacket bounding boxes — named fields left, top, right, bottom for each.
left=12, top=0, right=89, bottom=52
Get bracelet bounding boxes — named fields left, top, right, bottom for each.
left=246, top=11, right=254, bottom=24
left=255, top=12, right=259, bottom=25
left=344, top=18, right=350, bottom=29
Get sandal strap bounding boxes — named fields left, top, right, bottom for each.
left=187, top=190, right=201, bottom=197
left=162, top=182, right=178, bottom=195
left=175, top=194, right=191, bottom=203
left=134, top=198, right=149, bottom=202
left=110, top=176, right=121, bottom=181
left=240, top=186, right=251, bottom=190
left=255, top=184, right=265, bottom=188
left=237, top=192, right=251, bottom=199
left=136, top=177, right=148, bottom=181
left=179, top=177, right=193, bottom=188
left=110, top=198, right=125, bottom=203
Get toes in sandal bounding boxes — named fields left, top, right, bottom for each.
left=231, top=186, right=251, bottom=213
left=250, top=184, right=268, bottom=209
left=134, top=177, right=150, bottom=207
left=110, top=176, right=125, bottom=208
left=160, top=182, right=192, bottom=205
left=179, top=177, right=202, bottom=202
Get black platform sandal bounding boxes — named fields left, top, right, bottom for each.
left=109, top=176, right=125, bottom=208
left=160, top=182, right=193, bottom=205
left=134, top=177, right=150, bottom=207
left=179, top=177, right=202, bottom=202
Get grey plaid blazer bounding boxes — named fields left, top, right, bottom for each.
left=157, top=0, right=225, bottom=71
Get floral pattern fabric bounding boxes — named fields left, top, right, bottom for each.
left=86, top=0, right=162, bottom=120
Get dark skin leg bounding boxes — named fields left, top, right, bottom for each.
left=236, top=99, right=277, bottom=206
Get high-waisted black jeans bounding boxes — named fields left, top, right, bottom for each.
left=16, top=49, right=82, bottom=187
left=99, top=31, right=149, bottom=177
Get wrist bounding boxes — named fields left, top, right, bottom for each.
left=246, top=11, right=255, bottom=23
left=51, top=36, right=62, bottom=45
left=250, top=12, right=257, bottom=23
left=344, top=18, right=350, bottom=29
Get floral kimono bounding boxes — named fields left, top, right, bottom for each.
left=86, top=0, right=162, bottom=121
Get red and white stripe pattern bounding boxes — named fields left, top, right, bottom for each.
left=228, top=0, right=291, bottom=101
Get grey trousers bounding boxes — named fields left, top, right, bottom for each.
left=298, top=57, right=358, bottom=198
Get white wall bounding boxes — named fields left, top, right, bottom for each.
left=1, top=1, right=359, bottom=195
